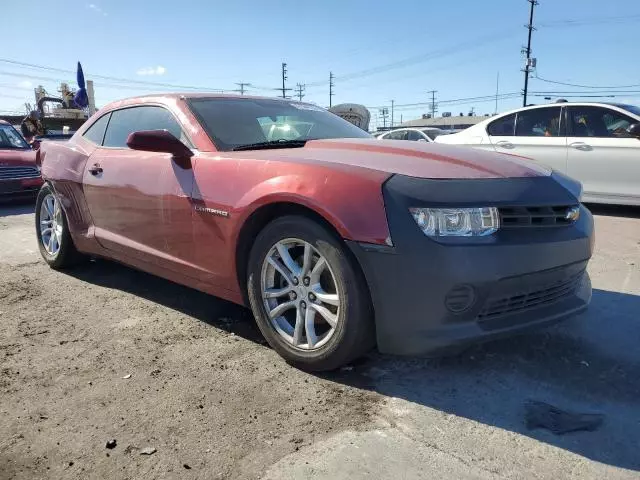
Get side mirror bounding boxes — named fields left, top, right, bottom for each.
left=628, top=122, right=640, bottom=139
left=126, top=130, right=193, bottom=168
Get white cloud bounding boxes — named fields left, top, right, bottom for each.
left=136, top=66, right=167, bottom=76
left=18, top=80, right=33, bottom=88
left=87, top=3, right=107, bottom=16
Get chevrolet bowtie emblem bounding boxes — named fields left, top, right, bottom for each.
left=564, top=206, right=580, bottom=222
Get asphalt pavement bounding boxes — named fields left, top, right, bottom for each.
left=1, top=201, right=639, bottom=479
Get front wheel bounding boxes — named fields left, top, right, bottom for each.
left=35, top=184, right=85, bottom=269
left=247, top=215, right=375, bottom=371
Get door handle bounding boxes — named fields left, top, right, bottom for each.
left=569, top=142, right=592, bottom=151
left=495, top=140, right=514, bottom=149
left=88, top=164, right=103, bottom=175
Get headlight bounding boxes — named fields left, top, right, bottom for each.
left=409, top=207, right=500, bottom=237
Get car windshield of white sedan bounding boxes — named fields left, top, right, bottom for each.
left=0, top=125, right=29, bottom=149
left=189, top=98, right=371, bottom=151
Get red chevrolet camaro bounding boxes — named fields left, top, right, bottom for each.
left=0, top=120, right=43, bottom=200
left=37, top=94, right=594, bottom=370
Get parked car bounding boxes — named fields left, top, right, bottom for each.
left=36, top=94, right=593, bottom=371
left=436, top=102, right=640, bottom=206
left=377, top=127, right=446, bottom=142
left=0, top=120, right=43, bottom=201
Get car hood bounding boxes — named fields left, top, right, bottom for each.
left=0, top=148, right=37, bottom=167
left=239, top=138, right=550, bottom=179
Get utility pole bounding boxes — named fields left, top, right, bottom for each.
left=427, top=90, right=438, bottom=118
left=522, top=0, right=538, bottom=107
left=329, top=72, right=335, bottom=108
left=390, top=100, right=395, bottom=127
left=495, top=72, right=500, bottom=114
left=281, top=63, right=291, bottom=98
left=234, top=82, right=250, bottom=95
left=295, top=83, right=306, bottom=101
left=379, top=108, right=389, bottom=129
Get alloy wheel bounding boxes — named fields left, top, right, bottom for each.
left=39, top=193, right=63, bottom=256
left=260, top=238, right=341, bottom=350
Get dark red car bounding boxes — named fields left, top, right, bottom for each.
left=0, top=120, right=43, bottom=200
left=36, top=94, right=594, bottom=370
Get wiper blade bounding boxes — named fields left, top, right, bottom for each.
left=231, top=139, right=309, bottom=151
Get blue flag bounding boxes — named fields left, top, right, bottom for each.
left=73, top=62, right=89, bottom=109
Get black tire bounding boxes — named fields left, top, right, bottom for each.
left=247, top=215, right=375, bottom=371
left=35, top=183, right=86, bottom=269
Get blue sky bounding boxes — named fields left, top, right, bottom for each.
left=2, top=0, right=640, bottom=128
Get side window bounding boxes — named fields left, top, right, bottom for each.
left=82, top=112, right=111, bottom=145
left=487, top=113, right=516, bottom=136
left=383, top=131, right=399, bottom=140
left=103, top=106, right=187, bottom=148
left=568, top=106, right=635, bottom=138
left=407, top=130, right=423, bottom=141
left=515, top=108, right=562, bottom=137
left=394, top=130, right=408, bottom=140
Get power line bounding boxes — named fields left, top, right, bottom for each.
left=366, top=92, right=522, bottom=112
left=532, top=74, right=640, bottom=90
left=305, top=30, right=520, bottom=87
left=0, top=58, right=227, bottom=91
left=0, top=70, right=226, bottom=94
left=538, top=13, right=640, bottom=28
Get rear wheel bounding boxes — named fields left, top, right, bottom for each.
left=35, top=184, right=85, bottom=269
left=247, top=215, right=375, bottom=371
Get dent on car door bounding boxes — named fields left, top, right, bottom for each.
left=566, top=106, right=640, bottom=204
left=488, top=107, right=568, bottom=172
left=82, top=105, right=197, bottom=269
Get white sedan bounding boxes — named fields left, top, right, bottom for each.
left=377, top=127, right=447, bottom=142
left=436, top=102, right=640, bottom=206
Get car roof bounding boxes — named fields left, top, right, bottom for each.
left=496, top=101, right=636, bottom=117
left=0, top=119, right=10, bottom=125
left=98, top=93, right=315, bottom=114
left=112, top=92, right=292, bottom=103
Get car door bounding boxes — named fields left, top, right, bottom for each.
left=488, top=106, right=568, bottom=172
left=566, top=105, right=640, bottom=203
left=82, top=105, right=197, bottom=271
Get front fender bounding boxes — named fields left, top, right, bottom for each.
left=233, top=169, right=391, bottom=246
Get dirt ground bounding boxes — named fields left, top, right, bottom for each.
left=1, top=202, right=640, bottom=480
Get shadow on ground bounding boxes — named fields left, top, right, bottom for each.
left=0, top=200, right=35, bottom=217
left=330, top=288, right=640, bottom=472
left=64, top=260, right=640, bottom=471
left=66, top=259, right=263, bottom=342
left=586, top=203, right=640, bottom=219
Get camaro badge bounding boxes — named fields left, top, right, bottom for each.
left=564, top=206, right=580, bottom=222
left=194, top=205, right=230, bottom=218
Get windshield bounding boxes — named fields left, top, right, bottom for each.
left=617, top=104, right=640, bottom=117
left=189, top=97, right=371, bottom=151
left=0, top=124, right=29, bottom=149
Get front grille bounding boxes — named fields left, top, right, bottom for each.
left=478, top=271, right=583, bottom=320
left=0, top=166, right=40, bottom=180
left=499, top=205, right=577, bottom=228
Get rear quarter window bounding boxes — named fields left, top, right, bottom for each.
left=82, top=113, right=111, bottom=145
left=487, top=113, right=516, bottom=136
